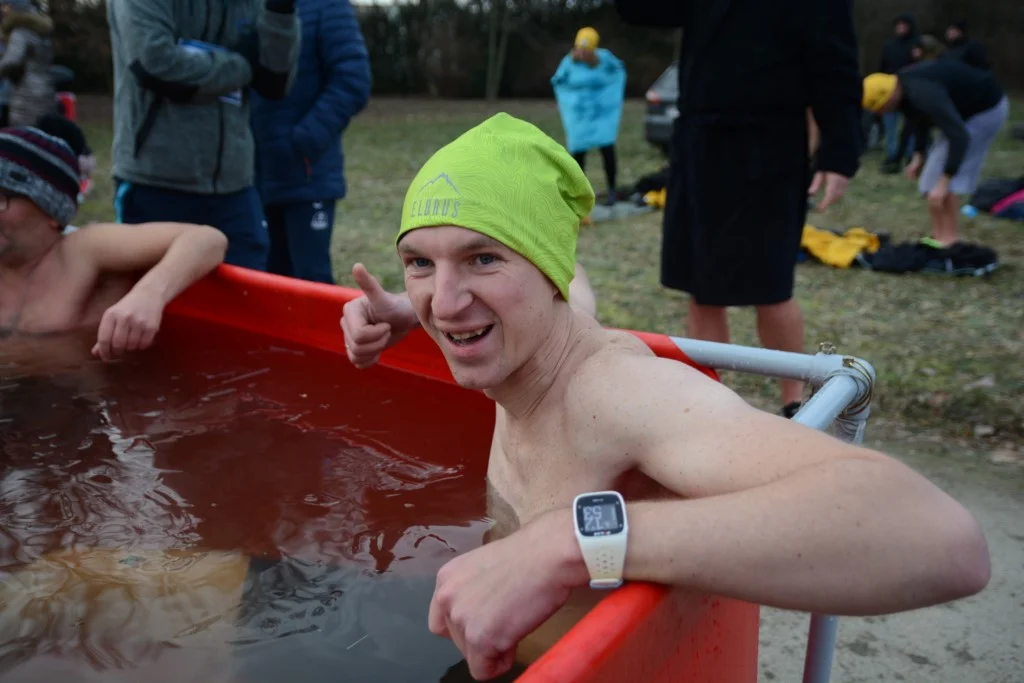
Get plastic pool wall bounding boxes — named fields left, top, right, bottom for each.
left=166, top=265, right=760, bottom=682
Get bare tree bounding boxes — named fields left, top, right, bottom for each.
left=484, top=0, right=512, bottom=101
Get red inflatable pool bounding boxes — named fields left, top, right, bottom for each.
left=166, top=264, right=761, bottom=683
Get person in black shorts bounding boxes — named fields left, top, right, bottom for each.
left=615, top=0, right=862, bottom=416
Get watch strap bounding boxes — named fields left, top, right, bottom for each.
left=579, top=537, right=627, bottom=590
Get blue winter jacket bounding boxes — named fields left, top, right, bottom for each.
left=251, top=0, right=370, bottom=206
left=551, top=49, right=626, bottom=154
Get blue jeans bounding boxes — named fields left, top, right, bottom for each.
left=264, top=200, right=337, bottom=284
left=114, top=181, right=269, bottom=271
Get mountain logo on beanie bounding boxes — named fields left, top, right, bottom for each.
left=417, top=172, right=460, bottom=195
left=408, top=172, right=462, bottom=221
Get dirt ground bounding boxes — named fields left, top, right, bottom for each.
left=757, top=429, right=1024, bottom=683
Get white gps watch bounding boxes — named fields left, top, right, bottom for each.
left=573, top=490, right=629, bottom=589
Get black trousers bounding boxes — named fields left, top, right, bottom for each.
left=572, top=144, right=617, bottom=194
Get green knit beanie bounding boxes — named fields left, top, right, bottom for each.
left=397, top=113, right=595, bottom=300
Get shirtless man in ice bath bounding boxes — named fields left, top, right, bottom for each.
left=0, top=126, right=227, bottom=363
left=341, top=114, right=990, bottom=680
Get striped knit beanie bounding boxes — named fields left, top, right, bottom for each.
left=0, top=126, right=80, bottom=226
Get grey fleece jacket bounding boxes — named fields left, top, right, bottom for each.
left=108, top=0, right=300, bottom=196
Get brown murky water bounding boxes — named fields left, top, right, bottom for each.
left=0, top=317, right=522, bottom=682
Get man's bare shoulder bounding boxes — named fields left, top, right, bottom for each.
left=563, top=330, right=738, bottom=451
left=59, top=223, right=117, bottom=263
left=61, top=222, right=128, bottom=247
left=570, top=329, right=723, bottom=402
left=54, top=225, right=128, bottom=283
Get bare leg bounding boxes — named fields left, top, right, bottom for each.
left=806, top=108, right=821, bottom=159
left=927, top=200, right=946, bottom=243
left=755, top=299, right=806, bottom=406
left=939, top=192, right=961, bottom=245
left=568, top=262, right=597, bottom=318
left=927, top=200, right=940, bottom=242
left=687, top=299, right=730, bottom=343
left=928, top=192, right=960, bottom=246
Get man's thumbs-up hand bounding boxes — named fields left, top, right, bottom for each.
left=341, top=264, right=419, bottom=369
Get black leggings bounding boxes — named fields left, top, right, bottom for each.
left=573, top=144, right=617, bottom=194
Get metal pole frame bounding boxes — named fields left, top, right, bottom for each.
left=671, top=337, right=876, bottom=683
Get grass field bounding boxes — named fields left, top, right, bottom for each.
left=75, top=97, right=1024, bottom=452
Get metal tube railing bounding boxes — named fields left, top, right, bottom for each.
left=792, top=374, right=860, bottom=431
left=672, top=338, right=848, bottom=385
left=672, top=337, right=877, bottom=683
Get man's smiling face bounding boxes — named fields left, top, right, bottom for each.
left=399, top=226, right=560, bottom=391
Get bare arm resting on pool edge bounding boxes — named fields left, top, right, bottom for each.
left=585, top=355, right=989, bottom=613
left=427, top=354, right=990, bottom=679
left=67, top=222, right=228, bottom=361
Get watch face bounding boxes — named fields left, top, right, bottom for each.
left=575, top=493, right=625, bottom=537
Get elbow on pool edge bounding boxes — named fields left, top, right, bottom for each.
left=931, top=505, right=992, bottom=605
left=199, top=225, right=229, bottom=261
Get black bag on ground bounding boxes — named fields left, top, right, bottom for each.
left=632, top=165, right=670, bottom=195
left=969, top=177, right=1024, bottom=212
left=858, top=241, right=998, bottom=276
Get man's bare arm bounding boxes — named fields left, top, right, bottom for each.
left=71, top=222, right=228, bottom=307
left=67, top=223, right=227, bottom=360
left=563, top=355, right=990, bottom=616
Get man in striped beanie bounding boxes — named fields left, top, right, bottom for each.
left=0, top=124, right=81, bottom=227
left=0, top=126, right=229, bottom=361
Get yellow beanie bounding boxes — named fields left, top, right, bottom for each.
left=575, top=27, right=599, bottom=50
left=862, top=73, right=898, bottom=113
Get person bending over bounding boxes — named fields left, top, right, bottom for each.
left=863, top=61, right=1009, bottom=246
